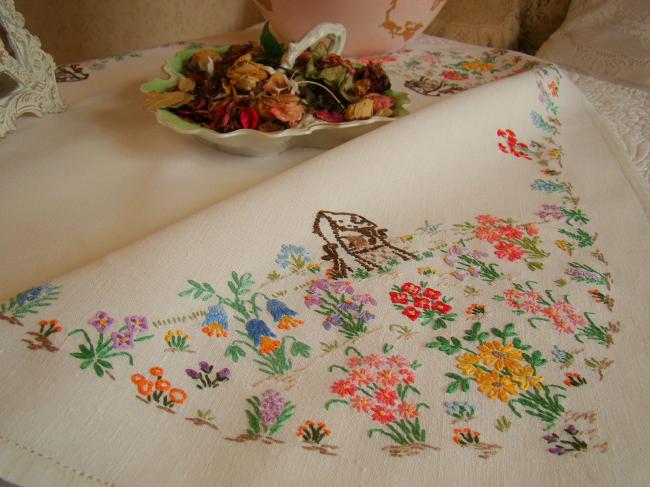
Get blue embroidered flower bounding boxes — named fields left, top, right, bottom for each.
left=551, top=345, right=573, bottom=365
left=275, top=244, right=311, bottom=271
left=246, top=319, right=276, bottom=347
left=16, top=284, right=49, bottom=305
left=201, top=306, right=229, bottom=337
left=531, top=179, right=565, bottom=193
left=444, top=401, right=476, bottom=420
left=266, top=299, right=304, bottom=330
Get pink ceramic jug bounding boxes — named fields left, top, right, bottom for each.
left=253, top=0, right=447, bottom=57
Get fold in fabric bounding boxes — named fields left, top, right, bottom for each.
left=1, top=68, right=649, bottom=487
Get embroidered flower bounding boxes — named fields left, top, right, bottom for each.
left=401, top=282, right=421, bottom=295
left=259, top=336, right=281, bottom=355
left=349, top=368, right=373, bottom=386
left=498, top=225, right=524, bottom=240
left=111, top=330, right=134, bottom=350
left=494, top=241, right=524, bottom=261
left=150, top=367, right=164, bottom=377
left=259, top=389, right=286, bottom=428
left=169, top=388, right=187, bottom=404
left=476, top=370, right=519, bottom=403
left=351, top=395, right=373, bottom=412
left=432, top=301, right=452, bottom=314
left=456, top=352, right=481, bottom=377
left=322, top=314, right=342, bottom=330
left=477, top=340, right=523, bottom=371
left=412, top=296, right=431, bottom=309
left=266, top=299, right=304, bottom=330
left=535, top=204, right=563, bottom=221
left=511, top=365, right=544, bottom=391
left=125, top=315, right=148, bottom=334
left=364, top=354, right=386, bottom=369
left=389, top=291, right=409, bottom=304
left=397, top=402, right=418, bottom=419
left=399, top=368, right=415, bottom=385
left=155, top=379, right=171, bottom=392
left=402, top=306, right=421, bottom=321
left=331, top=280, right=355, bottom=294
left=370, top=405, right=396, bottom=424
left=201, top=305, right=229, bottom=337
left=386, top=355, right=409, bottom=368
left=475, top=226, right=502, bottom=243
left=376, top=369, right=399, bottom=387
left=331, top=379, right=356, bottom=397
left=89, top=311, right=114, bottom=334
left=353, top=293, right=378, bottom=306
left=304, top=294, right=323, bottom=308
left=375, top=387, right=398, bottom=406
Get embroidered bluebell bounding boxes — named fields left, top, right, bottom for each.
left=266, top=299, right=304, bottom=330
left=201, top=305, right=229, bottom=337
left=246, top=319, right=280, bottom=354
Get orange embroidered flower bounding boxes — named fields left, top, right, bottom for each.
left=131, top=373, right=145, bottom=384
left=278, top=316, right=304, bottom=330
left=476, top=371, right=519, bottom=403
left=456, top=352, right=481, bottom=377
left=149, top=367, right=164, bottom=377
left=202, top=323, right=228, bottom=337
left=138, top=380, right=154, bottom=396
left=155, top=379, right=171, bottom=392
left=477, top=340, right=523, bottom=371
left=259, top=336, right=281, bottom=355
left=169, top=388, right=187, bottom=404
left=511, top=365, right=544, bottom=391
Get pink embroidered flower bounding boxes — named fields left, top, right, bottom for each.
left=376, top=369, right=399, bottom=387
left=365, top=354, right=386, bottom=369
left=475, top=214, right=502, bottom=226
left=371, top=405, right=396, bottom=424
left=349, top=368, right=373, bottom=386
left=111, top=330, right=134, bottom=350
left=397, top=401, right=419, bottom=419
left=351, top=395, right=373, bottom=413
left=498, top=225, right=524, bottom=240
left=475, top=226, right=502, bottom=244
left=125, top=315, right=148, bottom=334
left=543, top=302, right=587, bottom=334
left=353, top=293, right=377, bottom=306
left=331, top=379, right=357, bottom=396
left=494, top=241, right=524, bottom=261
left=347, top=357, right=365, bottom=369
left=386, top=355, right=409, bottom=369
left=521, top=290, right=544, bottom=314
left=503, top=288, right=525, bottom=309
left=399, top=368, right=415, bottom=385
left=375, top=387, right=398, bottom=406
left=524, top=224, right=539, bottom=236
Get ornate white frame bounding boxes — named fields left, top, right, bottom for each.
left=0, top=0, right=65, bottom=138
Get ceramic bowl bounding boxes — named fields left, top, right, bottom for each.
left=253, top=0, right=447, bottom=57
left=140, top=24, right=408, bottom=156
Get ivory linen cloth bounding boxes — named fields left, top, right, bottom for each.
left=1, top=30, right=542, bottom=300
left=1, top=66, right=649, bottom=485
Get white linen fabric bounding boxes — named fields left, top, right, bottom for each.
left=1, top=64, right=649, bottom=487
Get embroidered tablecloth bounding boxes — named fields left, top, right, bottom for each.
left=0, top=27, right=541, bottom=300
left=1, top=33, right=650, bottom=487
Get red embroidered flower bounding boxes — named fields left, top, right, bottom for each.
left=475, top=214, right=501, bottom=226
left=475, top=226, right=502, bottom=243
left=389, top=291, right=409, bottom=304
left=371, top=405, right=396, bottom=424
left=494, top=241, right=524, bottom=261
left=349, top=368, right=373, bottom=386
left=331, top=379, right=357, bottom=396
left=397, top=401, right=419, bottom=419
left=401, top=282, right=421, bottom=295
left=402, top=306, right=421, bottom=321
left=432, top=301, right=452, bottom=314
left=442, top=70, right=467, bottom=80
left=422, top=288, right=442, bottom=300
left=498, top=225, right=524, bottom=240
left=412, top=296, right=432, bottom=309
left=399, top=368, right=415, bottom=385
left=524, top=224, right=539, bottom=236
left=376, top=369, right=399, bottom=387
left=375, top=387, right=398, bottom=406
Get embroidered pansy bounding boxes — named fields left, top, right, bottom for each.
left=125, top=315, right=148, bottom=334
left=266, top=299, right=304, bottom=330
left=89, top=311, right=115, bottom=334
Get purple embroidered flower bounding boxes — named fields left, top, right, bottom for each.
left=304, top=294, right=323, bottom=308
left=259, top=389, right=286, bottom=429
left=468, top=248, right=488, bottom=259
left=543, top=433, right=559, bottom=443
left=565, top=267, right=601, bottom=281
left=323, top=314, right=342, bottom=330
left=448, top=243, right=466, bottom=256
left=199, top=361, right=213, bottom=373
left=310, top=279, right=330, bottom=292
left=466, top=265, right=480, bottom=277
left=535, top=204, right=563, bottom=221
left=216, top=368, right=231, bottom=381
left=352, top=293, right=377, bottom=306
left=186, top=368, right=201, bottom=379
left=548, top=446, right=565, bottom=455
left=443, top=255, right=457, bottom=267
left=357, top=310, right=375, bottom=322
left=450, top=270, right=467, bottom=281
left=125, top=315, right=148, bottom=334
left=564, top=424, right=578, bottom=435
left=337, top=302, right=359, bottom=313
left=110, top=330, right=134, bottom=350
left=331, top=280, right=354, bottom=294
left=89, top=311, right=115, bottom=334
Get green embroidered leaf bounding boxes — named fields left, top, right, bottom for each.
left=93, top=362, right=105, bottom=377
left=260, top=22, right=283, bottom=59
left=383, top=343, right=394, bottom=354
left=225, top=344, right=246, bottom=362
left=445, top=373, right=470, bottom=393
left=325, top=399, right=349, bottom=410
left=96, top=359, right=113, bottom=369
left=463, top=322, right=489, bottom=344
left=245, top=409, right=261, bottom=435
left=512, top=337, right=531, bottom=350
left=71, top=351, right=93, bottom=359
left=290, top=340, right=311, bottom=358
left=425, top=337, right=462, bottom=355
left=491, top=323, right=517, bottom=342
left=523, top=350, right=547, bottom=367
left=80, top=359, right=93, bottom=369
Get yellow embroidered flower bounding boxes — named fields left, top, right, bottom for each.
left=476, top=370, right=519, bottom=403
left=456, top=352, right=481, bottom=377
left=477, top=340, right=523, bottom=371
left=278, top=316, right=304, bottom=330
left=417, top=266, right=436, bottom=276
left=461, top=60, right=495, bottom=74
left=555, top=239, right=574, bottom=255
left=511, top=365, right=544, bottom=391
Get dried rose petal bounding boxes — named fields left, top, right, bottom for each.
left=239, top=107, right=260, bottom=129
left=315, top=109, right=345, bottom=123
left=269, top=102, right=304, bottom=126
